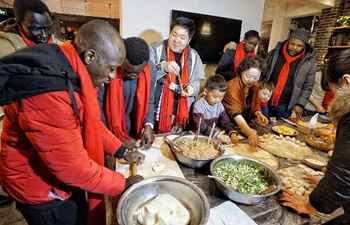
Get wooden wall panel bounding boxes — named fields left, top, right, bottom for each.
left=87, top=2, right=109, bottom=12
left=63, top=7, right=86, bottom=16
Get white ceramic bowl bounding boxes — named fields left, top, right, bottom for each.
left=303, top=154, right=327, bottom=170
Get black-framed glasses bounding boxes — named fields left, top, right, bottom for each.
left=123, top=72, right=139, bottom=78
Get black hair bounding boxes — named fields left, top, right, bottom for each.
left=237, top=55, right=267, bottom=78
left=13, top=0, right=51, bottom=23
left=259, top=80, right=275, bottom=93
left=124, top=37, right=150, bottom=65
left=205, top=74, right=227, bottom=92
left=244, top=30, right=260, bottom=41
left=322, top=49, right=350, bottom=91
left=170, top=17, right=195, bottom=38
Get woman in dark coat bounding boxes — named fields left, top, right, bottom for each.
left=278, top=49, right=350, bottom=222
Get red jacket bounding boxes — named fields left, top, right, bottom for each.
left=0, top=91, right=126, bottom=205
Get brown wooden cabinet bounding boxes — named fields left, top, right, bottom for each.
left=325, top=26, right=350, bottom=64
left=328, top=26, right=350, bottom=48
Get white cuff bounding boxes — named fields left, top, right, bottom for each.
left=144, top=123, right=154, bottom=130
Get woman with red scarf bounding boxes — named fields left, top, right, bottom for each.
left=216, top=30, right=260, bottom=81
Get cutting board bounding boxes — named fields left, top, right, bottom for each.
left=224, top=143, right=279, bottom=169
left=277, top=164, right=324, bottom=197
left=115, top=137, right=185, bottom=178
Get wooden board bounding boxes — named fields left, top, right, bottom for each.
left=115, top=137, right=184, bottom=179
left=225, top=143, right=279, bottom=169
left=277, top=164, right=324, bottom=197
left=258, top=133, right=312, bottom=160
left=277, top=164, right=344, bottom=224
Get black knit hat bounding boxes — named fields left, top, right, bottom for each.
left=290, top=28, right=311, bottom=44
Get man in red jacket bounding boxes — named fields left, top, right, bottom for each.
left=0, top=20, right=144, bottom=225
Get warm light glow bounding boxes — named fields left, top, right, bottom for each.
left=201, top=23, right=211, bottom=35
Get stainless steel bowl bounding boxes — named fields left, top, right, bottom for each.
left=210, top=155, right=282, bottom=205
left=167, top=135, right=225, bottom=168
left=116, top=176, right=210, bottom=225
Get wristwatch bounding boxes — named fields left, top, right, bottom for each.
left=156, top=61, right=165, bottom=72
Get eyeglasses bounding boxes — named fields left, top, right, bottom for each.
left=123, top=72, right=139, bottom=77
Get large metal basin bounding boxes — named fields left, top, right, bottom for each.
left=116, top=176, right=210, bottom=225
left=210, top=155, right=282, bottom=205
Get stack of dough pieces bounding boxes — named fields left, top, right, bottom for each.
left=137, top=194, right=190, bottom=225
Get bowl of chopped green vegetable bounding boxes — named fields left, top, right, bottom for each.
left=210, top=155, right=282, bottom=205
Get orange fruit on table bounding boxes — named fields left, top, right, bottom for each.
left=297, top=120, right=303, bottom=124
left=328, top=133, right=336, bottom=141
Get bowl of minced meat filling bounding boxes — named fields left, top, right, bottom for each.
left=166, top=134, right=225, bottom=168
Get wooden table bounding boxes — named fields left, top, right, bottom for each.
left=178, top=119, right=344, bottom=224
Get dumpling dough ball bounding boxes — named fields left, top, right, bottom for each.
left=137, top=194, right=190, bottom=225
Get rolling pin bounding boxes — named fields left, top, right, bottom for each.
left=116, top=158, right=138, bottom=176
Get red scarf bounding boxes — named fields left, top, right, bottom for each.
left=59, top=41, right=105, bottom=225
left=158, top=46, right=189, bottom=133
left=260, top=100, right=267, bottom=108
left=105, top=65, right=151, bottom=141
left=271, top=41, right=306, bottom=107
left=19, top=27, right=53, bottom=46
left=234, top=40, right=255, bottom=72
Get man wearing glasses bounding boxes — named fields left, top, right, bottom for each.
left=99, top=37, right=156, bottom=150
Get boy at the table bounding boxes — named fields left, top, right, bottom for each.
left=191, top=74, right=239, bottom=144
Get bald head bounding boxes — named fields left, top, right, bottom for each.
left=74, top=20, right=126, bottom=87
left=74, top=20, right=125, bottom=57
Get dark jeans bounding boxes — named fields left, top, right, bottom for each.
left=16, top=191, right=88, bottom=225
left=268, top=103, right=292, bottom=120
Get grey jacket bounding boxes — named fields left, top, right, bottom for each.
left=149, top=40, right=205, bottom=109
left=265, top=40, right=316, bottom=110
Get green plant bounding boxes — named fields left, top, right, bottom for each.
left=336, top=15, right=350, bottom=25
